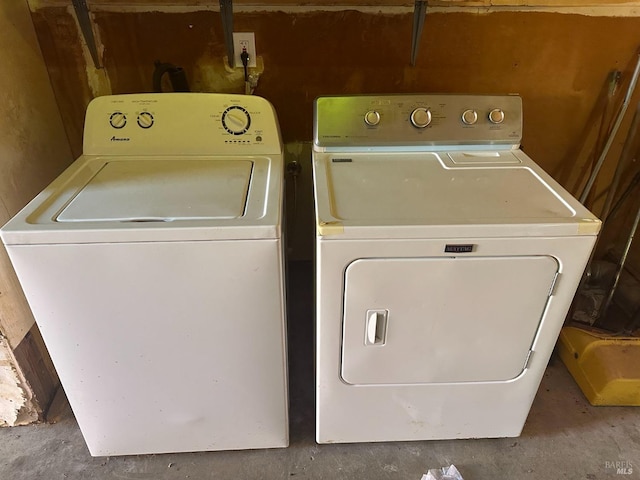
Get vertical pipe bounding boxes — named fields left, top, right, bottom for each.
left=72, top=0, right=102, bottom=69
left=220, top=0, right=235, bottom=68
left=580, top=52, right=640, bottom=204
left=410, top=1, right=427, bottom=67
left=600, top=102, right=640, bottom=223
left=599, top=202, right=640, bottom=323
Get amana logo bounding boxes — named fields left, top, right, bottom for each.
left=110, top=136, right=130, bottom=142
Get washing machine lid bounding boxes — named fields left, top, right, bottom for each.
left=57, top=159, right=252, bottom=222
left=313, top=150, right=601, bottom=238
left=0, top=155, right=283, bottom=245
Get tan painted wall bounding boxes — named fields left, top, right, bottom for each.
left=0, top=0, right=72, bottom=425
left=28, top=8, right=640, bottom=164
left=0, top=0, right=73, bottom=348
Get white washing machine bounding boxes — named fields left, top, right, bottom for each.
left=1, top=93, right=288, bottom=456
left=313, top=94, right=601, bottom=444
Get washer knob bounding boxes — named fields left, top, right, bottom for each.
left=222, top=106, right=251, bottom=135
left=461, top=109, right=478, bottom=125
left=488, top=108, right=505, bottom=124
left=410, top=107, right=432, bottom=128
left=109, top=112, right=126, bottom=129
left=364, top=110, right=381, bottom=126
left=137, top=112, right=154, bottom=129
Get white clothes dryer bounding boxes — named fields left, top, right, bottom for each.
left=1, top=93, right=288, bottom=456
left=312, top=94, right=600, bottom=444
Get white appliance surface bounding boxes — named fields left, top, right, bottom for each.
left=58, top=159, right=253, bottom=221
left=1, top=93, right=288, bottom=456
left=313, top=94, right=600, bottom=444
left=324, top=154, right=574, bottom=221
left=314, top=149, right=598, bottom=238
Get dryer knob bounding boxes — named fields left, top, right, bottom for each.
left=410, top=107, right=432, bottom=128
left=364, top=110, right=381, bottom=126
left=461, top=109, right=478, bottom=125
left=488, top=108, right=505, bottom=124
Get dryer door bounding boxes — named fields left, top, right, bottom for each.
left=341, top=255, right=559, bottom=385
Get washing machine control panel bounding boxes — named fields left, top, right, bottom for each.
left=84, top=93, right=282, bottom=156
left=314, top=94, right=522, bottom=149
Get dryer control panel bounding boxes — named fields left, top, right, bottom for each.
left=84, top=93, right=283, bottom=156
left=314, top=94, right=522, bottom=150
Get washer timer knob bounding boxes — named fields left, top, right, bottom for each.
left=222, top=106, right=251, bottom=135
left=109, top=112, right=127, bottom=129
left=488, top=108, right=505, bottom=124
left=461, top=109, right=478, bottom=125
left=410, top=107, right=432, bottom=128
left=364, top=110, right=381, bottom=126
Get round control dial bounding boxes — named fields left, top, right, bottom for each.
left=364, top=110, right=380, bottom=126
left=109, top=112, right=126, bottom=129
left=410, top=107, right=431, bottom=128
left=137, top=112, right=154, bottom=129
left=488, top=108, right=505, bottom=124
left=461, top=109, right=478, bottom=125
left=222, top=106, right=251, bottom=135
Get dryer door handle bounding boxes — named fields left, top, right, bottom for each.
left=365, top=310, right=388, bottom=346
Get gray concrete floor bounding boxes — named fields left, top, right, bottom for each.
left=1, top=262, right=639, bottom=480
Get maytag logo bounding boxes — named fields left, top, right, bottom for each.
left=110, top=136, right=130, bottom=142
left=445, top=244, right=475, bottom=253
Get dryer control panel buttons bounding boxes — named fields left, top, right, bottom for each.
left=488, top=108, right=505, bottom=124
left=314, top=94, right=523, bottom=149
left=222, top=106, right=251, bottom=135
left=410, top=108, right=432, bottom=128
left=364, top=110, right=381, bottom=126
left=461, top=109, right=478, bottom=125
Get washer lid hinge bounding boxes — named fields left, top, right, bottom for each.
left=548, top=272, right=560, bottom=297
left=523, top=350, right=534, bottom=370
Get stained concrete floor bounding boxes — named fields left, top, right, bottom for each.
left=1, top=262, right=639, bottom=480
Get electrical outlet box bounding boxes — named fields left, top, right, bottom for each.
left=232, top=32, right=257, bottom=68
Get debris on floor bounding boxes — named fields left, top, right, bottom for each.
left=421, top=464, right=464, bottom=480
